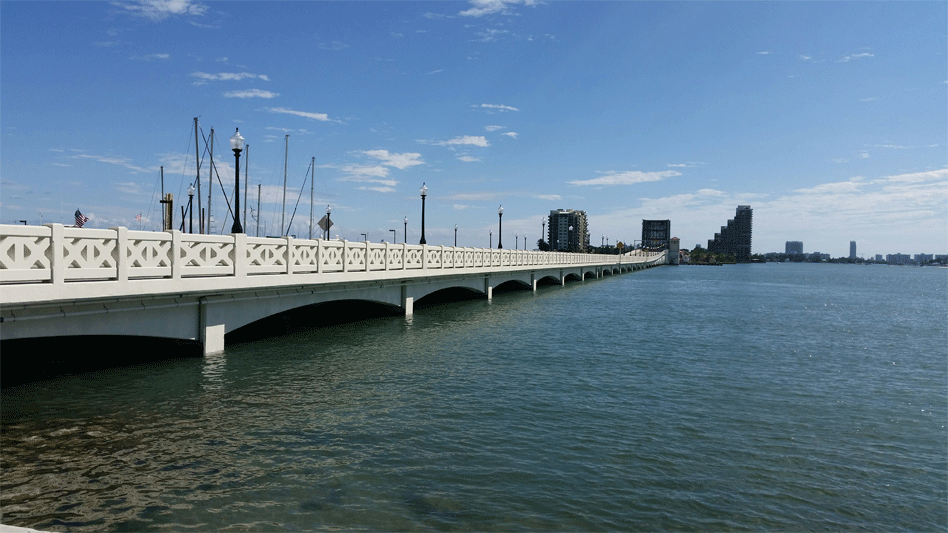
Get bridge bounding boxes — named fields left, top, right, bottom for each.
left=0, top=224, right=667, bottom=354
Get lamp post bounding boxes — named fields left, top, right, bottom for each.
left=541, top=218, right=546, bottom=251
left=188, top=184, right=195, bottom=233
left=524, top=234, right=527, bottom=250
left=403, top=216, right=408, bottom=244
left=497, top=205, right=503, bottom=249
left=489, top=229, right=492, bottom=249
left=419, top=183, right=427, bottom=245
left=454, top=224, right=458, bottom=247
left=390, top=229, right=396, bottom=243
left=361, top=233, right=367, bottom=242
left=516, top=233, right=518, bottom=249
left=230, top=128, right=244, bottom=234
left=602, top=235, right=605, bottom=247
left=325, top=205, right=331, bottom=239
left=568, top=225, right=573, bottom=252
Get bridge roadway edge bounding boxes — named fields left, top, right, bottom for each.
left=1, top=261, right=662, bottom=355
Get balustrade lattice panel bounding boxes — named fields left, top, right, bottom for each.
left=63, top=228, right=118, bottom=280
left=0, top=226, right=52, bottom=282
left=386, top=246, right=405, bottom=270
left=366, top=244, right=386, bottom=271
left=320, top=242, right=344, bottom=272
left=179, top=235, right=234, bottom=276
left=293, top=241, right=320, bottom=274
left=425, top=247, right=442, bottom=269
left=246, top=238, right=289, bottom=275
left=126, top=232, right=172, bottom=278
left=405, top=247, right=423, bottom=270
left=346, top=244, right=366, bottom=271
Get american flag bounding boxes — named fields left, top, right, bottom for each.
left=74, top=209, right=89, bottom=228
left=135, top=213, right=142, bottom=222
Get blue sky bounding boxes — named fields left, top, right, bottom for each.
left=2, top=0, right=945, bottom=257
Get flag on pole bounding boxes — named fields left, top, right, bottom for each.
left=135, top=213, right=142, bottom=222
left=74, top=209, right=89, bottom=228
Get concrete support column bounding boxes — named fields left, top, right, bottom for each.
left=199, top=298, right=225, bottom=355
left=485, top=276, right=493, bottom=301
left=111, top=226, right=128, bottom=282
left=402, top=284, right=413, bottom=316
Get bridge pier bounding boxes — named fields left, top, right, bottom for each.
left=200, top=298, right=226, bottom=355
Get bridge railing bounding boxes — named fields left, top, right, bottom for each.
left=0, top=224, right=665, bottom=285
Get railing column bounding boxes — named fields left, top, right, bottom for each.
left=384, top=242, right=390, bottom=271
left=316, top=239, right=323, bottom=273
left=170, top=230, right=182, bottom=280
left=45, top=223, right=65, bottom=285
left=285, top=236, right=295, bottom=275
left=234, top=233, right=247, bottom=278
left=342, top=240, right=349, bottom=272
left=422, top=244, right=427, bottom=271
left=111, top=226, right=128, bottom=283
left=365, top=240, right=370, bottom=272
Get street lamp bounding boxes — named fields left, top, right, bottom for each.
left=230, top=128, right=244, bottom=234
left=390, top=229, right=396, bottom=243
left=325, top=205, right=331, bottom=239
left=524, top=234, right=527, bottom=250
left=419, top=183, right=427, bottom=245
left=516, top=233, right=518, bottom=249
left=403, top=216, right=408, bottom=244
left=188, top=184, right=195, bottom=233
left=541, top=218, right=546, bottom=246
left=489, top=229, right=492, bottom=249
left=361, top=232, right=367, bottom=241
left=497, top=205, right=503, bottom=249
left=602, top=234, right=605, bottom=247
left=454, top=224, right=458, bottom=247
left=568, top=225, right=573, bottom=252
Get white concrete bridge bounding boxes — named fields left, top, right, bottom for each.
left=0, top=224, right=667, bottom=354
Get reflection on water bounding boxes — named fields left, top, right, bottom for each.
left=2, top=264, right=946, bottom=531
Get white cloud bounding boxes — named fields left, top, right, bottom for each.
left=458, top=155, right=481, bottom=162
left=453, top=204, right=474, bottom=210
left=838, top=52, right=874, bottom=63
left=192, top=72, right=270, bottom=82
left=460, top=0, right=536, bottom=17
left=131, top=53, right=170, bottom=61
left=363, top=150, right=425, bottom=169
left=70, top=153, right=155, bottom=174
left=569, top=170, right=681, bottom=186
left=224, top=89, right=279, bottom=99
left=117, top=0, right=208, bottom=21
left=533, top=194, right=561, bottom=201
left=358, top=186, right=396, bottom=193
left=756, top=51, right=771, bottom=55
left=266, top=107, right=331, bottom=121
left=502, top=132, right=518, bottom=139
left=438, top=136, right=490, bottom=147
left=479, top=103, right=519, bottom=112
left=799, top=55, right=812, bottom=61
left=484, top=125, right=503, bottom=132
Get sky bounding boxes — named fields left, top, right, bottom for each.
left=1, top=0, right=946, bottom=257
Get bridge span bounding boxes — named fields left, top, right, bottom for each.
left=0, top=224, right=666, bottom=354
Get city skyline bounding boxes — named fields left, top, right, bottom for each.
left=1, top=1, right=945, bottom=258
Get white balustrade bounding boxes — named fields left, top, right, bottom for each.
left=0, top=224, right=666, bottom=286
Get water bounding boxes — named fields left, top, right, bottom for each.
left=2, top=263, right=946, bottom=531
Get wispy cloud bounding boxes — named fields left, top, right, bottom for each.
left=130, top=53, right=170, bottom=61
left=70, top=153, right=154, bottom=174
left=460, top=0, right=537, bottom=17
left=502, top=132, right=518, bottom=139
left=224, top=89, right=279, bottom=99
left=116, top=0, right=208, bottom=22
left=437, top=136, right=490, bottom=147
left=838, top=52, right=874, bottom=63
left=533, top=194, right=561, bottom=201
left=363, top=150, right=425, bottom=170
left=569, top=170, right=681, bottom=187
left=756, top=51, right=771, bottom=55
left=192, top=71, right=270, bottom=83
left=484, top=125, right=503, bottom=132
left=266, top=106, right=331, bottom=120
left=667, top=161, right=706, bottom=168
left=478, top=103, right=519, bottom=112
left=458, top=155, right=481, bottom=162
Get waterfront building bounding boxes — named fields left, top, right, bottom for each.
left=887, top=253, right=912, bottom=265
left=875, top=254, right=883, bottom=262
left=642, top=220, right=671, bottom=250
left=548, top=209, right=589, bottom=252
left=915, top=253, right=934, bottom=264
left=786, top=241, right=803, bottom=254
left=850, top=241, right=857, bottom=259
left=707, top=205, right=753, bottom=262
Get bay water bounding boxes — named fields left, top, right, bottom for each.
left=2, top=263, right=946, bottom=531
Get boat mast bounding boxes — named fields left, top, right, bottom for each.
left=193, top=117, right=202, bottom=233
left=281, top=135, right=289, bottom=236
left=309, top=156, right=315, bottom=240
left=244, top=144, right=249, bottom=229
left=207, top=128, right=214, bottom=234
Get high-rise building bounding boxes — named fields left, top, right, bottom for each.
left=548, top=209, right=589, bottom=252
left=707, top=205, right=753, bottom=262
left=641, top=220, right=671, bottom=250
left=786, top=241, right=803, bottom=254
left=850, top=241, right=857, bottom=259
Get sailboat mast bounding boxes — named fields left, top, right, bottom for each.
left=281, top=135, right=289, bottom=236
left=194, top=117, right=202, bottom=233
left=207, top=128, right=214, bottom=234
left=244, top=144, right=249, bottom=229
left=309, top=156, right=315, bottom=240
